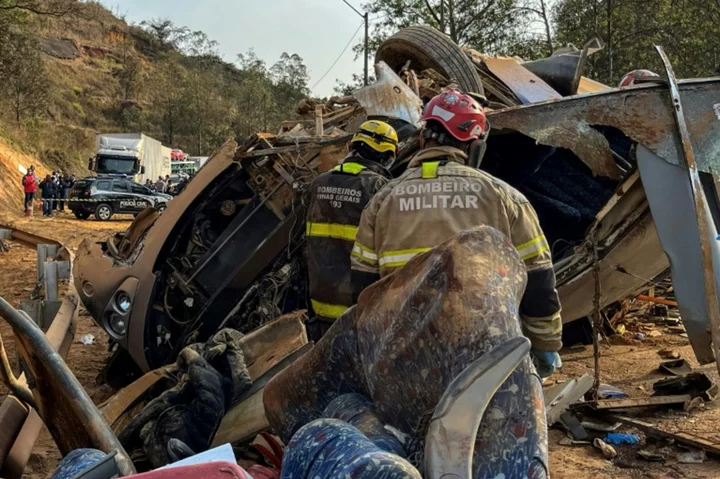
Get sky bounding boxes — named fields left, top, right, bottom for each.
left=100, top=0, right=371, bottom=97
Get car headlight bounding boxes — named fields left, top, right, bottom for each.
left=108, top=313, right=127, bottom=336
left=115, top=291, right=131, bottom=313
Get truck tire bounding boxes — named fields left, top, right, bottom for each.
left=376, top=26, right=484, bottom=97
left=94, top=203, right=113, bottom=221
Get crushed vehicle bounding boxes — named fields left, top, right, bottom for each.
left=0, top=23, right=719, bottom=479
left=74, top=27, right=720, bottom=380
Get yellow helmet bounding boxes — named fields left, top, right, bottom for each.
left=351, top=120, right=399, bottom=158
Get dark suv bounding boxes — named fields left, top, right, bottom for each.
left=69, top=177, right=171, bottom=221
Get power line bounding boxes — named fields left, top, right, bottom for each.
left=311, top=21, right=364, bottom=91
left=342, top=0, right=363, bottom=18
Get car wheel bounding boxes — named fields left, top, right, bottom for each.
left=156, top=204, right=167, bottom=214
left=375, top=26, right=485, bottom=97
left=73, top=211, right=90, bottom=220
left=94, top=203, right=113, bottom=221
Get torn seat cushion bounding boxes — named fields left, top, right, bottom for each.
left=264, top=226, right=548, bottom=477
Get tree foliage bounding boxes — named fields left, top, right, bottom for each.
left=553, top=0, right=720, bottom=85
left=359, top=0, right=554, bottom=58
left=0, top=32, right=50, bottom=125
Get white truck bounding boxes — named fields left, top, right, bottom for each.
left=90, top=134, right=171, bottom=184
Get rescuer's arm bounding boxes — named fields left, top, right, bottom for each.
left=350, top=193, right=383, bottom=300
left=510, top=199, right=562, bottom=353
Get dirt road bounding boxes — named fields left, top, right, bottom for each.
left=0, top=213, right=718, bottom=478
left=0, top=212, right=132, bottom=478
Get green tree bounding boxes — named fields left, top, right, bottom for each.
left=0, top=34, right=50, bottom=125
left=358, top=0, right=544, bottom=57
left=233, top=50, right=277, bottom=136
left=553, top=0, right=720, bottom=85
left=270, top=52, right=310, bottom=123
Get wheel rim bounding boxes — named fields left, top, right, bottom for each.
left=98, top=206, right=111, bottom=220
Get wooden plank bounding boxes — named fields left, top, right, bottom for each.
left=594, top=395, right=691, bottom=410
left=606, top=414, right=720, bottom=456
left=101, top=369, right=169, bottom=428
left=211, top=390, right=267, bottom=447
left=236, top=135, right=352, bottom=159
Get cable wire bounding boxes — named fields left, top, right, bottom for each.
left=310, top=21, right=364, bottom=91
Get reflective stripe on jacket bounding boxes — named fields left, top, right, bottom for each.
left=351, top=146, right=562, bottom=351
left=306, top=155, right=390, bottom=322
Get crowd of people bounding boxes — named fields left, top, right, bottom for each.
left=145, top=174, right=191, bottom=196
left=22, top=166, right=76, bottom=217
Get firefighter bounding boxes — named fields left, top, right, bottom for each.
left=305, top=120, right=397, bottom=340
left=351, top=90, right=562, bottom=376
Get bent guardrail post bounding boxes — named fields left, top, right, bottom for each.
left=0, top=297, right=135, bottom=477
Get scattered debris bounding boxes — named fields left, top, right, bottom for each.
left=593, top=395, right=692, bottom=410
left=594, top=438, right=618, bottom=459
left=658, top=359, right=692, bottom=376
left=604, top=414, right=720, bottom=456
left=544, top=374, right=594, bottom=425
left=666, top=326, right=686, bottom=334
left=637, top=448, right=665, bottom=462
left=77, top=334, right=95, bottom=345
left=559, top=412, right=588, bottom=441
left=677, top=449, right=706, bottom=464
left=580, top=420, right=621, bottom=432
left=598, top=384, right=629, bottom=399
left=559, top=437, right=591, bottom=447
left=604, top=433, right=640, bottom=445
left=636, top=295, right=678, bottom=307
left=653, top=373, right=718, bottom=402
left=658, top=348, right=681, bottom=359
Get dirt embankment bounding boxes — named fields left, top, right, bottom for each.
left=0, top=138, right=49, bottom=214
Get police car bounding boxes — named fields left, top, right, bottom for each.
left=69, top=176, right=171, bottom=221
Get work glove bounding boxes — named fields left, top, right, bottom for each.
left=531, top=348, right=562, bottom=378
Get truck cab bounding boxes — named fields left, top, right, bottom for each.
left=90, top=147, right=145, bottom=176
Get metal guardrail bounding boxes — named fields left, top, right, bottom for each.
left=0, top=224, right=135, bottom=477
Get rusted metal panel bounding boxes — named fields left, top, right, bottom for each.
left=482, top=57, right=562, bottom=104
left=488, top=79, right=720, bottom=179
left=655, top=46, right=720, bottom=375
left=352, top=62, right=423, bottom=125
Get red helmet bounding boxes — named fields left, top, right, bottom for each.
left=618, top=69, right=660, bottom=88
left=420, top=90, right=487, bottom=142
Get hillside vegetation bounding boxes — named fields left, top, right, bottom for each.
left=0, top=0, right=311, bottom=177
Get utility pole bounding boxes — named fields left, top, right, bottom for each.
left=364, top=11, right=369, bottom=85
left=343, top=0, right=369, bottom=85
left=440, top=0, right=445, bottom=33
